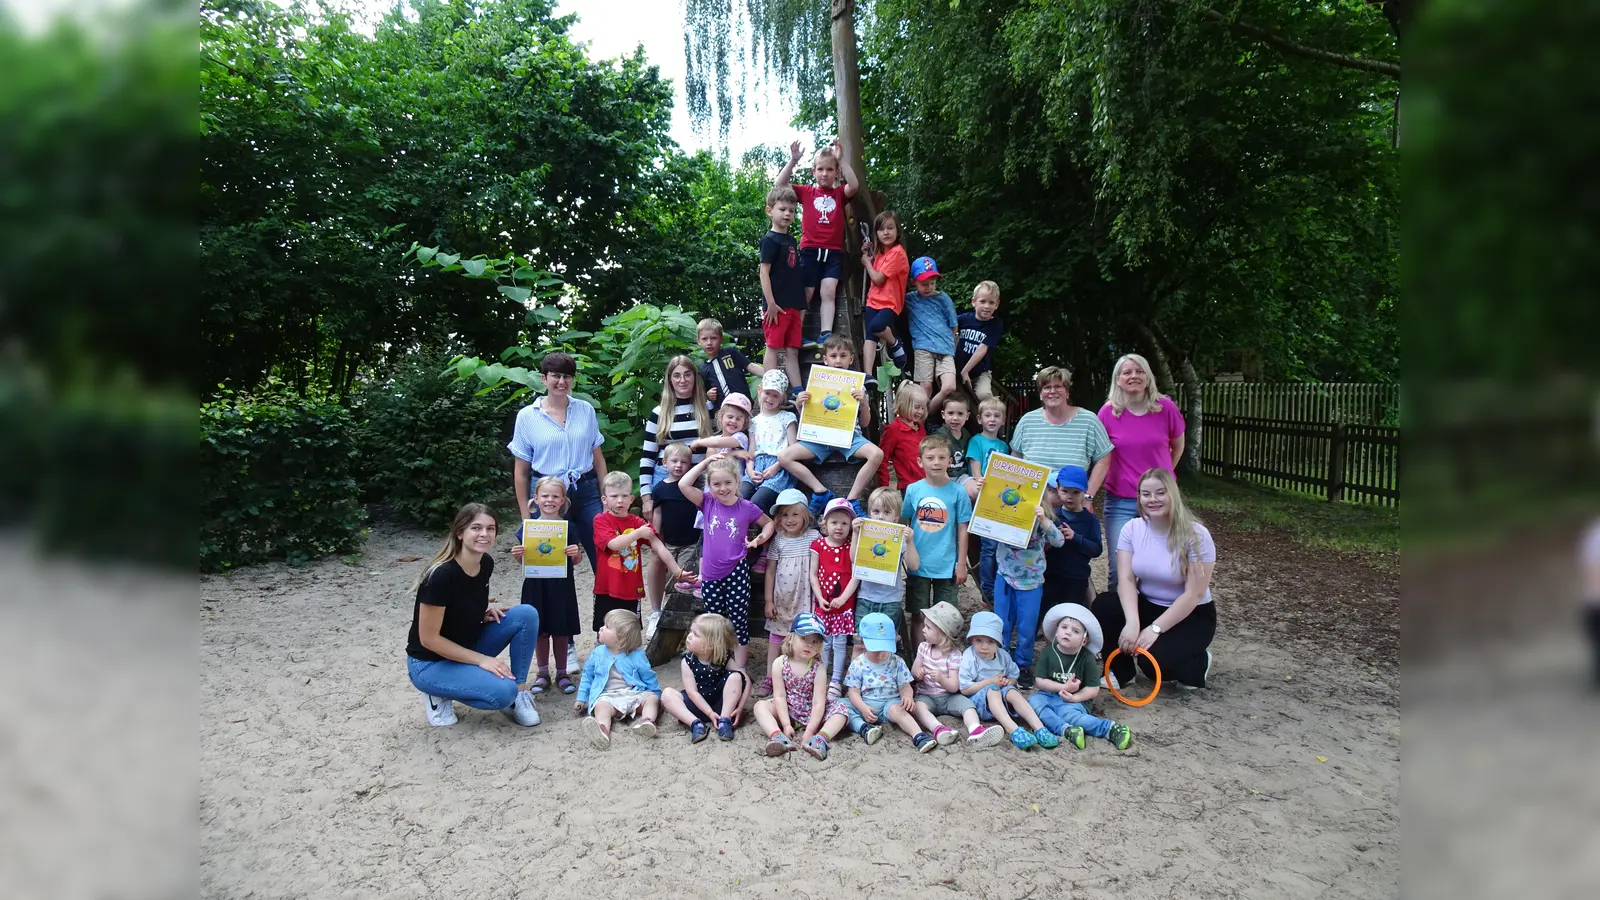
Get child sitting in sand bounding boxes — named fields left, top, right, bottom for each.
left=662, top=613, right=750, bottom=743
left=910, top=601, right=1000, bottom=748
left=751, top=612, right=852, bottom=759
left=1027, top=603, right=1134, bottom=751
left=959, top=610, right=1059, bottom=751
left=844, top=612, right=937, bottom=752
left=573, top=609, right=661, bottom=749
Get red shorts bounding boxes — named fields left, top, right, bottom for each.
left=763, top=307, right=804, bottom=350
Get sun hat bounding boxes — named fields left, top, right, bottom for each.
left=966, top=610, right=1004, bottom=643
left=910, top=256, right=941, bottom=282
left=790, top=612, right=826, bottom=637
left=821, top=497, right=857, bottom=520
left=719, top=393, right=752, bottom=416
left=922, top=602, right=965, bottom=643
left=760, top=369, right=790, bottom=396
left=1041, top=603, right=1102, bottom=655
left=769, top=487, right=809, bottom=515
left=1048, top=465, right=1089, bottom=492
left=857, top=612, right=898, bottom=651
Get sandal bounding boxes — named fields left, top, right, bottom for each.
left=531, top=670, right=551, bottom=694
left=556, top=673, right=575, bottom=694
left=803, top=735, right=830, bottom=761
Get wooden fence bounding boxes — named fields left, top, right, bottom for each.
left=1172, top=381, right=1398, bottom=426
left=1198, top=414, right=1399, bottom=505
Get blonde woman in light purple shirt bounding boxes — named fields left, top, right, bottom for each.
left=1090, top=468, right=1217, bottom=691
left=1098, top=353, right=1186, bottom=595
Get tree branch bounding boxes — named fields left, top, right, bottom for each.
left=1201, top=6, right=1400, bottom=79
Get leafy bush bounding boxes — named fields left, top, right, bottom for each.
left=201, top=384, right=364, bottom=571
left=353, top=350, right=514, bottom=529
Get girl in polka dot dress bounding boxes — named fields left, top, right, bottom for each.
left=751, top=612, right=851, bottom=760
left=676, top=456, right=775, bottom=674
left=810, top=498, right=860, bottom=698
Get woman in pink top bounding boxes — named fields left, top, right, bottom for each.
left=1098, top=353, right=1186, bottom=593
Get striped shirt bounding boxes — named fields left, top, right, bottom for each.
left=1009, top=407, right=1112, bottom=473
left=506, top=396, right=604, bottom=483
left=639, top=401, right=712, bottom=491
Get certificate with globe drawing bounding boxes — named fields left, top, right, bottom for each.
left=521, top=520, right=569, bottom=578
left=852, top=520, right=907, bottom=586
left=968, top=453, right=1052, bottom=549
left=797, top=365, right=864, bottom=449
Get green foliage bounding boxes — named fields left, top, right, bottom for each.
left=1183, top=473, right=1398, bottom=565
left=352, top=350, right=513, bottom=529
left=201, top=384, right=365, bottom=571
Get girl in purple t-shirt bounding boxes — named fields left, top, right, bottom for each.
left=678, top=456, right=776, bottom=674
left=1099, top=353, right=1187, bottom=593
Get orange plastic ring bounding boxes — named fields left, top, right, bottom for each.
left=1103, top=648, right=1162, bottom=707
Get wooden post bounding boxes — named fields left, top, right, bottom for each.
left=1221, top=414, right=1236, bottom=481
left=830, top=0, right=873, bottom=349
left=1327, top=423, right=1346, bottom=502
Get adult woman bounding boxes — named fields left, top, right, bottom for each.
left=639, top=355, right=716, bottom=630
left=1098, top=354, right=1186, bottom=592
left=508, top=351, right=607, bottom=675
left=1008, top=366, right=1112, bottom=506
left=406, top=503, right=542, bottom=727
left=1091, top=469, right=1216, bottom=690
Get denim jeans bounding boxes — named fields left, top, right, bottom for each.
left=1103, top=494, right=1140, bottom=593
left=978, top=537, right=997, bottom=597
left=407, top=605, right=539, bottom=709
left=1028, top=693, right=1112, bottom=739
left=993, top=579, right=1043, bottom=668
left=561, top=472, right=604, bottom=571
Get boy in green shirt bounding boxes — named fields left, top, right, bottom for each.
left=1027, top=603, right=1133, bottom=750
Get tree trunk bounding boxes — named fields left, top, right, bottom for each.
left=830, top=0, right=872, bottom=347
left=1142, top=323, right=1203, bottom=476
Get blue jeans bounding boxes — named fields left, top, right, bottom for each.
left=1028, top=693, right=1112, bottom=739
left=978, top=537, right=997, bottom=597
left=1103, top=494, right=1139, bottom=594
left=406, top=605, right=539, bottom=709
left=994, top=579, right=1043, bottom=668
left=562, top=472, right=604, bottom=571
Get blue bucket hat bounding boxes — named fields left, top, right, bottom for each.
left=769, top=487, right=809, bottom=515
left=790, top=612, right=826, bottom=637
left=967, top=610, right=1004, bottom=643
left=1048, top=465, right=1089, bottom=492
left=857, top=612, right=898, bottom=651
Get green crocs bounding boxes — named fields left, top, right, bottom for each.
left=1062, top=725, right=1087, bottom=749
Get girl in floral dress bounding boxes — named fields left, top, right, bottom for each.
left=751, top=612, right=851, bottom=759
left=756, top=489, right=819, bottom=697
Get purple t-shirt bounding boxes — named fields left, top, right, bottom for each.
left=699, top=495, right=765, bottom=581
left=1098, top=401, right=1186, bottom=498
left=1117, top=517, right=1215, bottom=607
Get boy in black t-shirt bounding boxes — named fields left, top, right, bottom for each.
left=956, top=280, right=1005, bottom=402
left=697, top=317, right=764, bottom=406
left=646, top=442, right=704, bottom=640
left=759, top=186, right=807, bottom=398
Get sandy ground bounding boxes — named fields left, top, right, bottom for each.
left=200, top=516, right=1400, bottom=899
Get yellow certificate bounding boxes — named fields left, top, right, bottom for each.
left=521, top=520, right=569, bottom=578
left=796, top=365, right=864, bottom=449
left=852, top=520, right=907, bottom=586
left=968, top=453, right=1051, bottom=549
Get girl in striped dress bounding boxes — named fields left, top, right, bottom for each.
left=641, top=356, right=714, bottom=616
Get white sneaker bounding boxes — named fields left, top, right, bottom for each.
left=566, top=641, right=581, bottom=675
left=502, top=689, right=541, bottom=727
left=1107, top=669, right=1134, bottom=692
left=645, top=610, right=661, bottom=642
left=423, top=694, right=457, bottom=727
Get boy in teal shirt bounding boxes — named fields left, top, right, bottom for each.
left=901, top=435, right=973, bottom=644
left=966, top=396, right=1010, bottom=606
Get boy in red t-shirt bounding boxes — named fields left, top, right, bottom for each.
left=593, top=471, right=686, bottom=639
left=775, top=139, right=859, bottom=351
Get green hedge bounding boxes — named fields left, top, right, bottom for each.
left=201, top=386, right=364, bottom=571
left=352, top=350, right=513, bottom=529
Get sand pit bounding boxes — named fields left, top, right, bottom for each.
left=200, top=517, right=1398, bottom=898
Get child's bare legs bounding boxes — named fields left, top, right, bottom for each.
left=929, top=372, right=956, bottom=414
left=752, top=698, right=782, bottom=735
left=592, top=699, right=618, bottom=734
left=912, top=701, right=943, bottom=734
left=660, top=687, right=699, bottom=727
left=983, top=687, right=1022, bottom=732
left=644, top=553, right=667, bottom=613
left=535, top=634, right=551, bottom=673
left=637, top=693, right=661, bottom=727
left=884, top=702, right=921, bottom=739
left=847, top=443, right=884, bottom=500
left=820, top=711, right=848, bottom=740
left=1005, top=690, right=1047, bottom=732
left=819, top=277, right=839, bottom=338
left=733, top=644, right=751, bottom=677
left=778, top=444, right=827, bottom=493
left=719, top=671, right=748, bottom=721
left=862, top=337, right=880, bottom=375
left=550, top=636, right=568, bottom=675
left=781, top=349, right=802, bottom=393
left=961, top=708, right=984, bottom=735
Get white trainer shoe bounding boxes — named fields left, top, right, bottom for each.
left=566, top=641, right=581, bottom=675
left=645, top=610, right=661, bottom=642
left=502, top=689, right=541, bottom=727
left=423, top=694, right=458, bottom=727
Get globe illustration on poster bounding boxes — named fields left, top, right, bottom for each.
left=537, top=542, right=553, bottom=554
left=871, top=542, right=887, bottom=557
left=1000, top=487, right=1022, bottom=507
left=823, top=393, right=842, bottom=411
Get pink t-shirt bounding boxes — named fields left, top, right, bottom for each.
left=913, top=643, right=962, bottom=696
left=1117, top=517, right=1215, bottom=607
left=1098, top=401, right=1187, bottom=498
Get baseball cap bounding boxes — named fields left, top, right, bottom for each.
left=857, top=612, right=897, bottom=651
left=1048, top=465, right=1089, bottom=492
left=760, top=369, right=789, bottom=396
left=967, top=610, right=1004, bottom=643
left=769, top=487, right=808, bottom=515
left=790, top=612, right=826, bottom=637
left=822, top=497, right=857, bottom=520
left=910, top=256, right=941, bottom=281
left=720, top=393, right=752, bottom=416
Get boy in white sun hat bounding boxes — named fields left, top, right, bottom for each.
left=959, top=610, right=1058, bottom=750
left=744, top=368, right=799, bottom=512
left=1028, top=603, right=1134, bottom=750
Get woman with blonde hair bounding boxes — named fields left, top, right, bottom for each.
left=640, top=355, right=716, bottom=627
left=1091, top=468, right=1217, bottom=691
left=1098, top=353, right=1187, bottom=592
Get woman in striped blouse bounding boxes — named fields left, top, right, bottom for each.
left=640, top=356, right=715, bottom=616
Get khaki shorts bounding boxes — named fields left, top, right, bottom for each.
left=970, top=371, right=994, bottom=401
left=914, top=349, right=955, bottom=383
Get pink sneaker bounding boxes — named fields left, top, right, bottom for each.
left=933, top=724, right=958, bottom=746
left=966, top=724, right=1005, bottom=749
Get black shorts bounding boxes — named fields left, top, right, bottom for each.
left=864, top=306, right=899, bottom=338
left=800, top=246, right=845, bottom=287
left=592, top=594, right=640, bottom=632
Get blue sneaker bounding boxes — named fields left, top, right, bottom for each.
left=1009, top=727, right=1037, bottom=750
left=690, top=721, right=710, bottom=743
left=1034, top=728, right=1060, bottom=750
left=850, top=498, right=866, bottom=519
left=807, top=489, right=835, bottom=519
left=716, top=716, right=736, bottom=741
left=889, top=341, right=908, bottom=368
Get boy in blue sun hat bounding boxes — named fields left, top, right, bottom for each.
left=904, top=256, right=960, bottom=413
left=959, top=610, right=1058, bottom=750
left=843, top=612, right=939, bottom=752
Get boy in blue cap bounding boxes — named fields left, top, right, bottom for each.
left=904, top=256, right=960, bottom=413
left=844, top=612, right=939, bottom=752
left=1041, top=464, right=1104, bottom=615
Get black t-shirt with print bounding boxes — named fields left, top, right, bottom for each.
left=760, top=231, right=807, bottom=310
left=700, top=346, right=754, bottom=401
left=406, top=557, right=492, bottom=661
